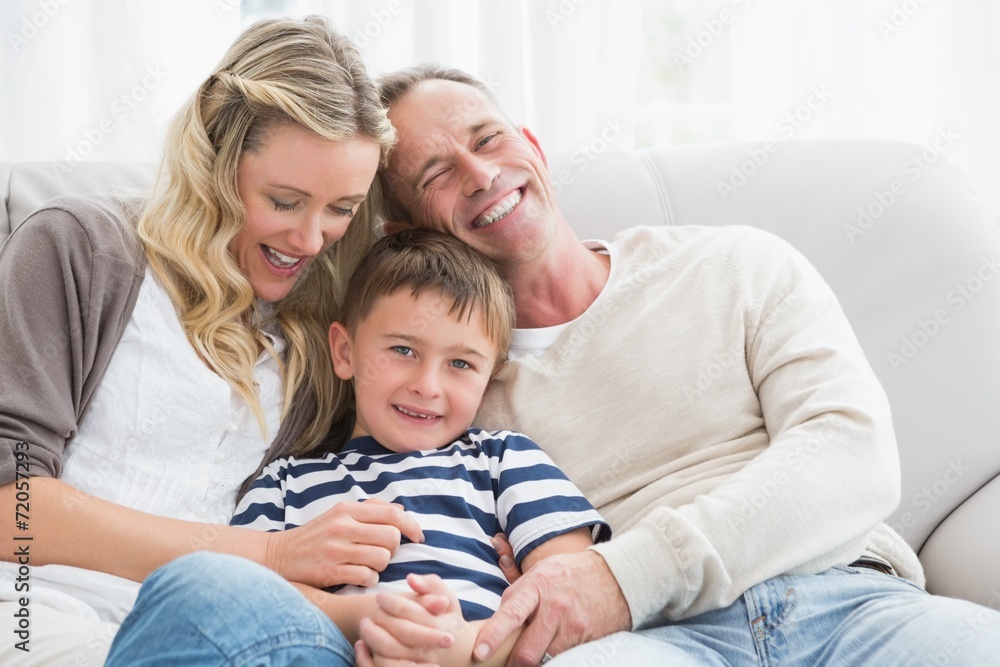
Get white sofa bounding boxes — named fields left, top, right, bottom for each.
left=3, top=140, right=999, bottom=609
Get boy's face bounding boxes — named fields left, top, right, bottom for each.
left=329, top=289, right=500, bottom=453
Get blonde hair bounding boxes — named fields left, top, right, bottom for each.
left=137, top=15, right=395, bottom=455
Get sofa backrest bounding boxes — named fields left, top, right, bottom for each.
left=3, top=140, right=999, bottom=587
left=1, top=161, right=155, bottom=244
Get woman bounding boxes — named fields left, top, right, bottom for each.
left=0, top=15, right=419, bottom=665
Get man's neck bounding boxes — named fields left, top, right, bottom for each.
left=505, top=233, right=611, bottom=329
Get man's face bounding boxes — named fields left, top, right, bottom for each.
left=384, top=79, right=559, bottom=267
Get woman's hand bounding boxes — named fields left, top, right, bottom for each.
left=266, top=498, right=424, bottom=588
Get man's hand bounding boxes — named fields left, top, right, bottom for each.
left=266, top=498, right=424, bottom=588
left=491, top=534, right=521, bottom=584
left=473, top=550, right=631, bottom=666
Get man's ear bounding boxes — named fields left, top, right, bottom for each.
left=381, top=218, right=414, bottom=236
left=519, top=126, right=548, bottom=167
left=328, top=322, right=356, bottom=380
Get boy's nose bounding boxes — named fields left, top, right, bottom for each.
left=409, top=365, right=442, bottom=397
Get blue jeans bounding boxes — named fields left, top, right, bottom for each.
left=551, top=564, right=1000, bottom=666
left=105, top=552, right=354, bottom=666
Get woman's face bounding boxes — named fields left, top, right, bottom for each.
left=232, top=123, right=381, bottom=302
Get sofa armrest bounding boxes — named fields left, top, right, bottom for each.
left=919, top=475, right=1000, bottom=606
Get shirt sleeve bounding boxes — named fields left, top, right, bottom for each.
left=590, top=228, right=901, bottom=624
left=230, top=459, right=289, bottom=531
left=486, top=430, right=611, bottom=565
left=0, top=203, right=139, bottom=485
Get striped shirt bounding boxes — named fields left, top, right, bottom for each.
left=231, top=428, right=610, bottom=620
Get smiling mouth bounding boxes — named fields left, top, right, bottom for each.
left=261, top=244, right=304, bottom=270
left=473, top=188, right=523, bottom=228
left=395, top=405, right=440, bottom=420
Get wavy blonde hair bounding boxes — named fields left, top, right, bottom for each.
left=137, top=16, right=394, bottom=455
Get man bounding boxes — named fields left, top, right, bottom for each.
left=359, top=65, right=1000, bottom=666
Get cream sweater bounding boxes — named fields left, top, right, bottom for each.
left=475, top=225, right=923, bottom=626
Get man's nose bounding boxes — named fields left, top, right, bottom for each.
left=459, top=152, right=500, bottom=196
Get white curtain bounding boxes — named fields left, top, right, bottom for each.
left=0, top=0, right=241, bottom=163
left=729, top=1, right=1000, bottom=217
left=313, top=0, right=643, bottom=158
left=1, top=1, right=996, bottom=217
left=0, top=0, right=641, bottom=165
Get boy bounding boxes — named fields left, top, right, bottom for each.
left=231, top=229, right=609, bottom=665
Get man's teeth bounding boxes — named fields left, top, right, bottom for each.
left=263, top=245, right=301, bottom=269
left=474, top=189, right=522, bottom=228
left=396, top=406, right=436, bottom=419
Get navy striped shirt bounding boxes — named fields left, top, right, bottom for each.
left=231, top=428, right=610, bottom=620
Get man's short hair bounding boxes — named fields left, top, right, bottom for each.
left=378, top=63, right=500, bottom=113
left=341, top=229, right=515, bottom=364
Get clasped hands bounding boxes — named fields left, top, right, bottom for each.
left=265, top=499, right=630, bottom=667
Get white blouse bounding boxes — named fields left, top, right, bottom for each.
left=0, top=267, right=285, bottom=623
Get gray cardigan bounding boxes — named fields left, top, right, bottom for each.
left=0, top=196, right=313, bottom=502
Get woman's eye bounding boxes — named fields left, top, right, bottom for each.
left=335, top=207, right=356, bottom=218
left=272, top=199, right=298, bottom=212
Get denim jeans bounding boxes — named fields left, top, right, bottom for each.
left=105, top=552, right=354, bottom=666
left=551, top=564, right=1000, bottom=666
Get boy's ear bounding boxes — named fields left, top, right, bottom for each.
left=328, top=322, right=356, bottom=380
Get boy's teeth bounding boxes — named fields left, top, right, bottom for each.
left=474, top=189, right=522, bottom=228
left=396, top=406, right=435, bottom=419
left=263, top=245, right=300, bottom=268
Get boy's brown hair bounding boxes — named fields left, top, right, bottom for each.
left=340, top=229, right=515, bottom=365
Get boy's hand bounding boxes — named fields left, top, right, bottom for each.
left=266, top=498, right=424, bottom=588
left=358, top=573, right=469, bottom=666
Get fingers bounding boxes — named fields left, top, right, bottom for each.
left=377, top=592, right=457, bottom=634
left=403, top=574, right=460, bottom=616
left=492, top=534, right=521, bottom=584
left=354, top=499, right=425, bottom=544
left=473, top=581, right=540, bottom=662
left=506, top=609, right=560, bottom=667
left=338, top=520, right=406, bottom=554
left=359, top=616, right=443, bottom=664
left=405, top=573, right=450, bottom=597
left=355, top=639, right=377, bottom=667
left=326, top=563, right=380, bottom=588
left=355, top=639, right=440, bottom=667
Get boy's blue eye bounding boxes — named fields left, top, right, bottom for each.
left=451, top=359, right=471, bottom=370
left=391, top=345, right=413, bottom=356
